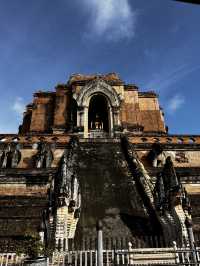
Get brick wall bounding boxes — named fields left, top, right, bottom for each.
left=30, top=92, right=54, bottom=132
left=53, top=85, right=71, bottom=130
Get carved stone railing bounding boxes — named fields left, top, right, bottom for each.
left=51, top=136, right=81, bottom=251
left=120, top=135, right=191, bottom=247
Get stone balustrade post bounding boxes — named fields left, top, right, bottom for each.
left=96, top=220, right=103, bottom=266
left=185, top=217, right=197, bottom=264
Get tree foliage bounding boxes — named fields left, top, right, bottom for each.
left=16, top=231, right=44, bottom=259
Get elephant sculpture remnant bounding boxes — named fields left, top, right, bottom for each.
left=34, top=142, right=53, bottom=168
left=121, top=135, right=191, bottom=246
left=0, top=143, right=21, bottom=168
left=57, top=136, right=81, bottom=210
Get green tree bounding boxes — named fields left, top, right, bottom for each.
left=16, top=231, right=44, bottom=259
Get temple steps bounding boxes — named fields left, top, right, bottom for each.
left=74, top=141, right=154, bottom=245
left=68, top=216, right=79, bottom=239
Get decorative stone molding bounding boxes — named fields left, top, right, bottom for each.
left=73, top=79, right=122, bottom=138
left=74, top=78, right=121, bottom=108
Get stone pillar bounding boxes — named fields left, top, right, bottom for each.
left=172, top=241, right=180, bottom=264
left=96, top=220, right=103, bottom=266
left=77, top=110, right=81, bottom=127
left=113, top=107, right=120, bottom=126
left=84, top=107, right=88, bottom=138
left=109, top=107, right=114, bottom=137
left=54, top=204, right=68, bottom=251
left=39, top=231, right=44, bottom=244
left=128, top=242, right=134, bottom=265
left=185, top=217, right=197, bottom=264
left=77, top=107, right=84, bottom=126
left=53, top=84, right=71, bottom=133
left=117, top=111, right=120, bottom=126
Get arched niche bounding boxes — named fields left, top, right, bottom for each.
left=73, top=79, right=121, bottom=138
left=88, top=94, right=109, bottom=133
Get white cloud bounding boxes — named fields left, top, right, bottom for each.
left=145, top=64, right=200, bottom=92
left=11, top=97, right=25, bottom=116
left=82, top=0, right=137, bottom=41
left=167, top=94, right=185, bottom=113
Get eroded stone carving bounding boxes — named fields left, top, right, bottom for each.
left=154, top=156, right=180, bottom=213
left=147, top=143, right=164, bottom=167
left=147, top=143, right=176, bottom=167
left=175, top=152, right=189, bottom=164
left=75, top=79, right=121, bottom=108
left=162, top=156, right=180, bottom=194
left=35, top=142, right=53, bottom=168
left=0, top=144, right=21, bottom=168
left=58, top=137, right=80, bottom=204
left=53, top=136, right=81, bottom=249
left=154, top=173, right=166, bottom=212
left=121, top=135, right=190, bottom=246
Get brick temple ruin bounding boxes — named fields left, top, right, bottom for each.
left=0, top=73, right=200, bottom=252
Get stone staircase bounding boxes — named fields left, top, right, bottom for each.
left=68, top=214, right=79, bottom=239
left=51, top=137, right=189, bottom=249
left=160, top=211, right=179, bottom=246
left=173, top=204, right=189, bottom=244
left=66, top=212, right=74, bottom=236
left=54, top=205, right=80, bottom=247
left=55, top=206, right=68, bottom=246
left=73, top=139, right=161, bottom=247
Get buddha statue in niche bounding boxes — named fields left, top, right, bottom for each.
left=91, top=114, right=103, bottom=130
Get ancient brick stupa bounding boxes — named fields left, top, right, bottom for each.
left=0, top=73, right=200, bottom=251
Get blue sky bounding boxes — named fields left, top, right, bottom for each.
left=0, top=0, right=199, bottom=134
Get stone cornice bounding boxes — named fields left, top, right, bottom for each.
left=0, top=134, right=200, bottom=146
left=124, top=84, right=139, bottom=91
left=68, top=73, right=124, bottom=86
left=138, top=91, right=158, bottom=98
left=0, top=168, right=56, bottom=177
left=34, top=91, right=55, bottom=97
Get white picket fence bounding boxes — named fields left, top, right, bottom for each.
left=2, top=247, right=200, bottom=266
left=0, top=253, right=25, bottom=266
left=50, top=250, right=128, bottom=266
left=50, top=248, right=200, bottom=266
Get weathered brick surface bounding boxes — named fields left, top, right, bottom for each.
left=139, top=97, right=160, bottom=110
left=139, top=110, right=165, bottom=132
left=0, top=186, right=48, bottom=196
left=53, top=85, right=71, bottom=130
left=30, top=93, right=54, bottom=132
left=120, top=87, right=165, bottom=132
left=0, top=169, right=51, bottom=246
left=18, top=149, right=37, bottom=168
left=20, top=73, right=167, bottom=134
